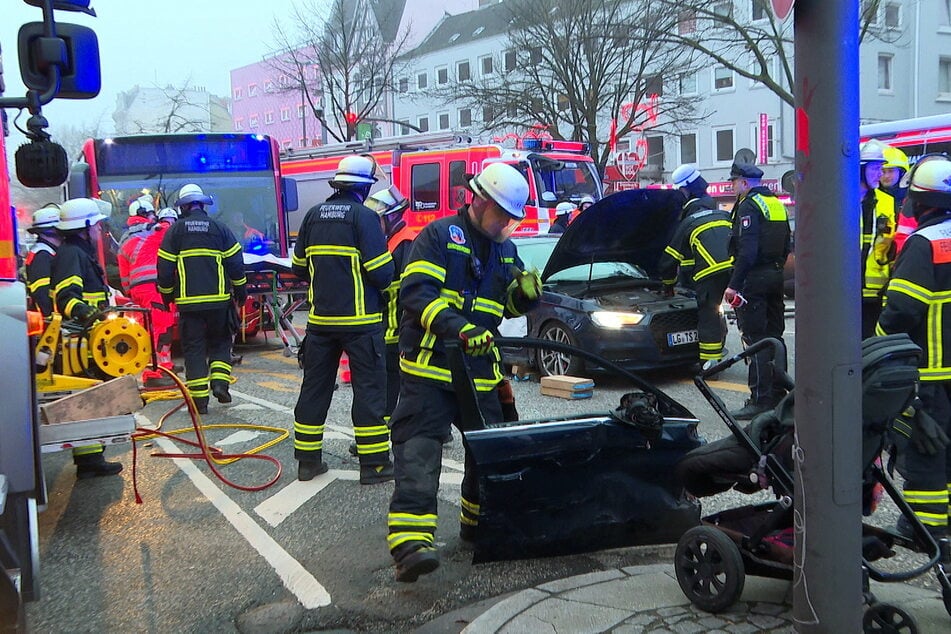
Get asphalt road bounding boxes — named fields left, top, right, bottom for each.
left=26, top=311, right=804, bottom=633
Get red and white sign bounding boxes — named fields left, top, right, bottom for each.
left=758, top=113, right=769, bottom=165
left=771, top=0, right=794, bottom=20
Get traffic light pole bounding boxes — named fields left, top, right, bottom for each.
left=792, top=1, right=863, bottom=631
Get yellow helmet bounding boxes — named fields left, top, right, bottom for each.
left=882, top=145, right=910, bottom=173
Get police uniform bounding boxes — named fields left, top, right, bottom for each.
left=290, top=189, right=395, bottom=472
left=861, top=187, right=897, bottom=338
left=877, top=210, right=951, bottom=535
left=659, top=195, right=734, bottom=362
left=386, top=207, right=539, bottom=569
left=156, top=208, right=246, bottom=411
left=728, top=165, right=791, bottom=410
left=25, top=237, right=57, bottom=316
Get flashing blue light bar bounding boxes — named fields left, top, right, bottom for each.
left=94, top=135, right=273, bottom=176
left=521, top=138, right=543, bottom=151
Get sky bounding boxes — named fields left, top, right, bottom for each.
left=2, top=0, right=304, bottom=140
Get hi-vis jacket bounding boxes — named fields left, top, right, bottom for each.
left=398, top=208, right=539, bottom=392
left=25, top=238, right=57, bottom=316
left=156, top=209, right=247, bottom=312
left=383, top=226, right=416, bottom=345
left=291, top=190, right=394, bottom=332
left=861, top=188, right=898, bottom=298
left=728, top=187, right=791, bottom=293
left=659, top=197, right=734, bottom=286
left=877, top=212, right=951, bottom=381
left=51, top=237, right=109, bottom=319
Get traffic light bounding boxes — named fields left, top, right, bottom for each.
left=345, top=111, right=358, bottom=126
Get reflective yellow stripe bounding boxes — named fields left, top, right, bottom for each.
left=291, top=253, right=307, bottom=267
left=356, top=441, right=390, bottom=454
left=887, top=279, right=931, bottom=303
left=222, top=243, right=242, bottom=258
left=54, top=275, right=83, bottom=294
left=294, top=439, right=322, bottom=451
left=294, top=422, right=324, bottom=435
left=64, top=298, right=83, bottom=317
left=72, top=444, right=104, bottom=456
left=664, top=245, right=684, bottom=262
left=404, top=260, right=446, bottom=282
left=28, top=277, right=50, bottom=292
left=157, top=249, right=177, bottom=262
left=473, top=297, right=504, bottom=318
left=304, top=245, right=359, bottom=257
left=440, top=288, right=464, bottom=308
left=387, top=533, right=435, bottom=550
left=354, top=425, right=389, bottom=437
left=903, top=490, right=949, bottom=503
left=307, top=313, right=381, bottom=326
left=461, top=497, right=480, bottom=514
left=399, top=355, right=502, bottom=391
left=695, top=258, right=734, bottom=280
left=364, top=251, right=393, bottom=272
left=388, top=513, right=437, bottom=528
left=421, top=298, right=451, bottom=330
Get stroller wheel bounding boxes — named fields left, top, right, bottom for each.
left=862, top=603, right=917, bottom=633
left=674, top=525, right=745, bottom=613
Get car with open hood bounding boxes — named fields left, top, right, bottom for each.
left=501, top=189, right=724, bottom=376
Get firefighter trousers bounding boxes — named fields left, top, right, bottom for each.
left=695, top=271, right=730, bottom=361
left=180, top=308, right=233, bottom=409
left=387, top=377, right=502, bottom=560
left=898, top=381, right=951, bottom=532
left=294, top=328, right=389, bottom=466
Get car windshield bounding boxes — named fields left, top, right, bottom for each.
left=514, top=238, right=650, bottom=283
left=529, top=157, right=601, bottom=205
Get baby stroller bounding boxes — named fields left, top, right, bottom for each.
left=673, top=335, right=951, bottom=632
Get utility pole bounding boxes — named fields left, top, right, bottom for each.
left=793, top=1, right=863, bottom=631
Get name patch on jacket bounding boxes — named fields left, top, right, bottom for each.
left=319, top=204, right=349, bottom=220
left=449, top=224, right=466, bottom=245
left=932, top=238, right=951, bottom=264
left=185, top=220, right=210, bottom=232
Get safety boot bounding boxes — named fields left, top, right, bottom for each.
left=298, top=460, right=329, bottom=482
left=360, top=461, right=395, bottom=485
left=395, top=546, right=439, bottom=583
left=193, top=397, right=209, bottom=415
left=76, top=455, right=123, bottom=480
left=212, top=382, right=232, bottom=404
left=730, top=400, right=771, bottom=420
left=896, top=514, right=948, bottom=543
left=459, top=523, right=477, bottom=545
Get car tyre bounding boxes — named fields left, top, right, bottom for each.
left=536, top=321, right=584, bottom=377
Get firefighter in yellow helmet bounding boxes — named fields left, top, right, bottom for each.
left=859, top=140, right=897, bottom=338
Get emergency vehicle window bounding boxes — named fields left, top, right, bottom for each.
left=449, top=160, right=468, bottom=210
left=411, top=163, right=441, bottom=212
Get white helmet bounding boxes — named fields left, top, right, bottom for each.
left=469, top=163, right=529, bottom=219
left=366, top=185, right=409, bottom=217
left=331, top=155, right=379, bottom=186
left=28, top=203, right=61, bottom=233
left=671, top=163, right=701, bottom=188
left=128, top=195, right=155, bottom=217
left=908, top=155, right=951, bottom=209
left=156, top=207, right=179, bottom=222
left=57, top=198, right=108, bottom=231
left=555, top=201, right=576, bottom=216
left=859, top=140, right=887, bottom=164
left=176, top=183, right=213, bottom=207
left=579, top=194, right=596, bottom=210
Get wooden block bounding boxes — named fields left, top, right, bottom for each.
left=511, top=365, right=537, bottom=381
left=540, top=375, right=595, bottom=392
left=540, top=385, right=594, bottom=400
left=40, top=375, right=144, bottom=424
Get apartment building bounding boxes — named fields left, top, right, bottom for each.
left=112, top=84, right=230, bottom=135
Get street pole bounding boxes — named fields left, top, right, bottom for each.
left=793, top=1, right=863, bottom=631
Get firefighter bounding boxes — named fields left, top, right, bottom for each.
left=157, top=184, right=247, bottom=415
left=386, top=163, right=541, bottom=582
left=120, top=206, right=179, bottom=388
left=291, top=156, right=396, bottom=483
left=881, top=145, right=915, bottom=253
left=859, top=140, right=897, bottom=338
left=51, top=198, right=123, bottom=478
left=24, top=204, right=63, bottom=316
left=723, top=162, right=791, bottom=420
left=659, top=164, right=733, bottom=371
left=548, top=201, right=576, bottom=234
left=119, top=195, right=156, bottom=245
left=876, top=154, right=951, bottom=540
left=578, top=194, right=596, bottom=212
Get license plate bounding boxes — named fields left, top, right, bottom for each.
left=667, top=329, right=699, bottom=346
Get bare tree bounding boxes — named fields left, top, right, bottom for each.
left=114, top=79, right=218, bottom=135
left=427, top=0, right=705, bottom=175
left=270, top=0, right=412, bottom=143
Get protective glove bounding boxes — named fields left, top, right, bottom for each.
left=662, top=283, right=675, bottom=298
left=872, top=215, right=896, bottom=265
left=509, top=268, right=542, bottom=302
left=233, top=285, right=248, bottom=305
left=160, top=293, right=175, bottom=310
left=76, top=306, right=103, bottom=327
left=910, top=406, right=950, bottom=456
left=458, top=323, right=494, bottom=356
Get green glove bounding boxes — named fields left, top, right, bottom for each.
left=511, top=268, right=542, bottom=302
left=459, top=323, right=494, bottom=356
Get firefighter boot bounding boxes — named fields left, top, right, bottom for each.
left=395, top=546, right=439, bottom=583
left=194, top=397, right=209, bottom=415
left=360, top=460, right=395, bottom=485
left=211, top=381, right=232, bottom=404
left=75, top=451, right=123, bottom=480
left=298, top=460, right=329, bottom=482
left=730, top=399, right=771, bottom=420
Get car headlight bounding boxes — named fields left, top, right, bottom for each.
left=590, top=310, right=645, bottom=328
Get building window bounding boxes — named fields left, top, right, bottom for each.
left=398, top=77, right=409, bottom=93
left=399, top=119, right=411, bottom=135
left=644, top=74, right=663, bottom=97
left=417, top=72, right=428, bottom=90
left=679, top=72, right=698, bottom=95
left=411, top=163, right=441, bottom=212
left=862, top=0, right=879, bottom=26
left=298, top=105, right=305, bottom=118
left=481, top=55, right=494, bottom=76
left=751, top=0, right=768, bottom=21
left=750, top=121, right=776, bottom=161
left=282, top=139, right=292, bottom=150
left=436, top=66, right=449, bottom=85
left=713, top=66, right=734, bottom=91
left=878, top=54, right=893, bottom=91
left=939, top=58, right=951, bottom=97
left=884, top=2, right=901, bottom=29
left=449, top=160, right=468, bottom=211
left=482, top=105, right=494, bottom=123
left=233, top=87, right=242, bottom=100
left=557, top=94, right=570, bottom=112
left=264, top=80, right=274, bottom=92
left=234, top=118, right=244, bottom=131
left=264, top=111, right=274, bottom=125
left=459, top=108, right=472, bottom=127
left=646, top=135, right=664, bottom=169
left=249, top=115, right=259, bottom=128
left=712, top=2, right=733, bottom=19
left=281, top=107, right=290, bottom=122
left=417, top=116, right=429, bottom=132
left=279, top=75, right=290, bottom=87
left=457, top=60, right=471, bottom=82
left=678, top=9, right=697, bottom=34
left=504, top=50, right=517, bottom=72
left=438, top=112, right=450, bottom=130
left=299, top=138, right=306, bottom=148
left=680, top=133, right=697, bottom=164
left=529, top=47, right=543, bottom=65
left=248, top=83, right=258, bottom=97
left=714, top=127, right=735, bottom=163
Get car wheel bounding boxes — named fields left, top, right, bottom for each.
left=536, top=321, right=584, bottom=377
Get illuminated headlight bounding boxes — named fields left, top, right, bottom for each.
left=590, top=311, right=645, bottom=328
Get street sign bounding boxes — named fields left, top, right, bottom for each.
left=771, top=0, right=794, bottom=20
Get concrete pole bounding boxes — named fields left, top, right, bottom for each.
left=792, top=1, right=863, bottom=631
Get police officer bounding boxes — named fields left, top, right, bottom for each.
left=659, top=164, right=733, bottom=371
left=386, top=163, right=541, bottom=583
left=877, top=155, right=951, bottom=540
left=859, top=140, right=897, bottom=338
left=724, top=162, right=791, bottom=420
left=24, top=204, right=63, bottom=316
left=548, top=201, right=576, bottom=234
left=291, top=156, right=395, bottom=483
left=157, top=184, right=247, bottom=414
left=51, top=198, right=123, bottom=478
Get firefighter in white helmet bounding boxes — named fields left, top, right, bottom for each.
left=24, top=203, right=63, bottom=316
left=386, top=162, right=541, bottom=582
left=859, top=140, right=897, bottom=338
left=877, top=154, right=951, bottom=540
left=548, top=201, right=577, bottom=234
left=290, top=155, right=396, bottom=484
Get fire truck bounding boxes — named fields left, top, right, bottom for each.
left=281, top=132, right=604, bottom=239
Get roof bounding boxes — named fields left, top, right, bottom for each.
left=406, top=1, right=513, bottom=58
left=370, top=0, right=408, bottom=44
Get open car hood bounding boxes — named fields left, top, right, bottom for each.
left=541, top=189, right=685, bottom=281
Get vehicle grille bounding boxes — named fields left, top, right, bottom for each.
left=650, top=310, right=699, bottom=350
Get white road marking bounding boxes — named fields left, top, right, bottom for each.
left=215, top=430, right=264, bottom=446
left=231, top=403, right=265, bottom=411
left=230, top=388, right=349, bottom=440
left=153, top=434, right=331, bottom=609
